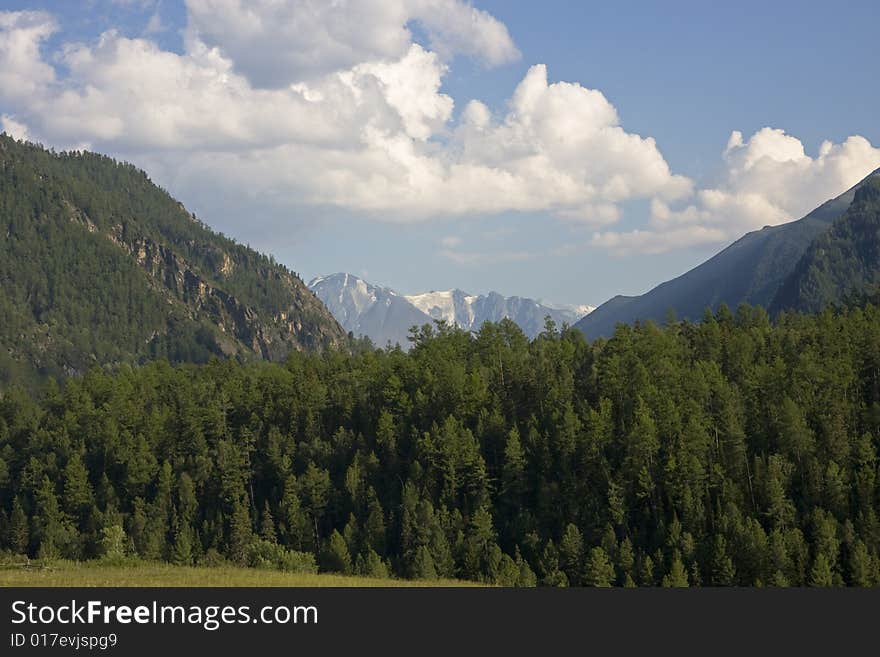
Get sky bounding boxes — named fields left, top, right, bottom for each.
left=2, top=1, right=880, bottom=307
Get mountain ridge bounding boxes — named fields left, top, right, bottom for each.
left=309, top=273, right=593, bottom=346
left=0, top=134, right=346, bottom=387
left=575, top=167, right=880, bottom=338
left=772, top=176, right=880, bottom=314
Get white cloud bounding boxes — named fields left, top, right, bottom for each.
left=593, top=128, right=880, bottom=254
left=1, top=114, right=30, bottom=141
left=145, top=10, right=165, bottom=35
left=184, top=0, right=519, bottom=88
left=590, top=226, right=729, bottom=256
left=4, top=5, right=876, bottom=257
left=0, top=4, right=691, bottom=225
left=410, top=0, right=521, bottom=68
left=438, top=248, right=533, bottom=265
left=0, top=11, right=57, bottom=105
left=710, top=128, right=880, bottom=230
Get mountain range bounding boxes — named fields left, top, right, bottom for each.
left=3, top=132, right=880, bottom=390
left=0, top=134, right=345, bottom=387
left=309, top=273, right=594, bottom=346
left=575, top=167, right=880, bottom=338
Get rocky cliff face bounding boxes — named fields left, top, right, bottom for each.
left=105, top=225, right=346, bottom=360
left=0, top=134, right=345, bottom=386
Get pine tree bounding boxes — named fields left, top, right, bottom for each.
left=364, top=489, right=386, bottom=555
left=280, top=475, right=311, bottom=551
left=128, top=497, right=148, bottom=556
left=662, top=551, right=689, bottom=587
left=515, top=547, right=538, bottom=587
left=501, top=427, right=526, bottom=503
left=34, top=476, right=67, bottom=560
left=323, top=530, right=352, bottom=574
left=848, top=540, right=876, bottom=587
left=584, top=546, right=615, bottom=587
left=710, top=535, right=736, bottom=585
left=616, top=537, right=635, bottom=585
left=227, top=499, right=252, bottom=566
left=62, top=450, right=94, bottom=522
left=412, top=545, right=438, bottom=580
left=300, top=463, right=330, bottom=548
left=809, top=554, right=834, bottom=587
left=355, top=548, right=390, bottom=578
left=100, top=524, right=127, bottom=561
left=559, top=523, right=584, bottom=585
left=260, top=500, right=277, bottom=543
left=9, top=496, right=29, bottom=554
left=171, top=524, right=194, bottom=566
left=463, top=507, right=501, bottom=582
left=638, top=554, right=655, bottom=586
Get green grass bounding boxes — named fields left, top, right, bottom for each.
left=0, top=559, right=479, bottom=587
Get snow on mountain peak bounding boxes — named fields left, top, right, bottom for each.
left=404, top=290, right=461, bottom=325
left=309, top=273, right=594, bottom=346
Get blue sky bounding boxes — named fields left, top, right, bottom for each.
left=3, top=1, right=880, bottom=306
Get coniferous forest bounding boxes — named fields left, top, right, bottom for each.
left=2, top=303, right=880, bottom=586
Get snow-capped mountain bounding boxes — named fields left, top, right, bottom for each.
left=308, top=273, right=432, bottom=347
left=309, top=273, right=594, bottom=347
left=405, top=289, right=593, bottom=337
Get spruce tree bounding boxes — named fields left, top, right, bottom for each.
left=323, top=530, right=352, bottom=574
left=227, top=499, right=253, bottom=566
left=9, top=496, right=29, bottom=555
left=584, top=547, right=615, bottom=587
left=260, top=500, right=277, bottom=543
left=661, top=551, right=689, bottom=587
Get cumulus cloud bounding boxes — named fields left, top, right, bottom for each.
left=595, top=128, right=880, bottom=254
left=3, top=4, right=877, bottom=256
left=0, top=5, right=691, bottom=225
left=0, top=11, right=57, bottom=105
left=184, top=0, right=519, bottom=87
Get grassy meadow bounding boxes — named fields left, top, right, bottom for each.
left=0, top=558, right=480, bottom=587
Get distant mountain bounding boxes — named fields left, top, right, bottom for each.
left=576, top=168, right=880, bottom=338
left=405, top=289, right=592, bottom=336
left=0, top=135, right=346, bottom=387
left=309, top=273, right=593, bottom=346
left=773, top=176, right=880, bottom=314
left=308, top=273, right=433, bottom=347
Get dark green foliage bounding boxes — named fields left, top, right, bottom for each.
left=0, top=135, right=345, bottom=389
left=245, top=538, right=316, bottom=573
left=584, top=547, right=615, bottom=587
left=323, top=530, right=353, bottom=574
left=1, top=303, right=880, bottom=585
left=773, top=177, right=880, bottom=314
left=9, top=496, right=29, bottom=554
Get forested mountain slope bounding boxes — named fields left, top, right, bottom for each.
left=773, top=177, right=880, bottom=313
left=0, top=135, right=345, bottom=387
left=575, top=168, right=880, bottom=338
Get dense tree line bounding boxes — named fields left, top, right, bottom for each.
left=1, top=302, right=880, bottom=586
